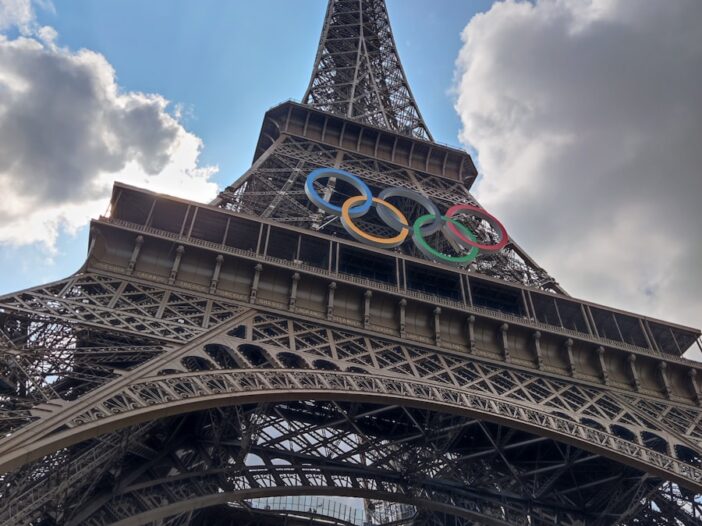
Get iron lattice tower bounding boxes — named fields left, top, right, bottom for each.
left=1, top=1, right=702, bottom=525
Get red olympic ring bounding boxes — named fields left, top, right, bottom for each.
left=444, top=203, right=509, bottom=253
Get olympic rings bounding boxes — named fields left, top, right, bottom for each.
left=305, top=168, right=509, bottom=267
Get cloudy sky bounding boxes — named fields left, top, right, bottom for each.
left=0, top=0, right=700, bottom=357
left=454, top=0, right=702, bottom=357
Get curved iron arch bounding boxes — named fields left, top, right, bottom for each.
left=1, top=368, right=700, bottom=493
left=68, top=457, right=590, bottom=526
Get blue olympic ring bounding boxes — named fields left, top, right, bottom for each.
left=305, top=168, right=373, bottom=218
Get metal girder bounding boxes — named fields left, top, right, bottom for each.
left=304, top=0, right=432, bottom=139
left=0, top=272, right=248, bottom=440
left=1, top=310, right=701, bottom=525
left=55, top=405, right=614, bottom=525
left=16, top=399, right=688, bottom=525
left=1, top=266, right=701, bottom=524
left=1, top=1, right=700, bottom=524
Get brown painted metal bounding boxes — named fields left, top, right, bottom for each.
left=1, top=1, right=701, bottom=525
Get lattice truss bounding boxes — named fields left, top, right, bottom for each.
left=219, top=135, right=561, bottom=291
left=2, top=305, right=701, bottom=525
left=303, top=0, right=431, bottom=139
left=0, top=271, right=246, bottom=437
left=1, top=1, right=700, bottom=524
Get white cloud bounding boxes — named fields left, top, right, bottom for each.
left=0, top=3, right=218, bottom=249
left=454, top=0, right=702, bottom=356
left=0, top=0, right=35, bottom=33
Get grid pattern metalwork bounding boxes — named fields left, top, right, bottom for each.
left=0, top=1, right=700, bottom=525
left=303, top=0, right=432, bottom=139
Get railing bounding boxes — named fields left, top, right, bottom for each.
left=246, top=496, right=419, bottom=526
left=98, top=216, right=702, bottom=367
left=366, top=502, right=418, bottom=525
left=247, top=495, right=363, bottom=525
left=265, top=98, right=467, bottom=153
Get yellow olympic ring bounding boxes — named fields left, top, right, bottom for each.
left=341, top=195, right=409, bottom=248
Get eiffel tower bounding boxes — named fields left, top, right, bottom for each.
left=2, top=1, right=702, bottom=524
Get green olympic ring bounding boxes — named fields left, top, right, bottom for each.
left=412, top=214, right=480, bottom=266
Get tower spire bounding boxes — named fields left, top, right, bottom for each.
left=303, top=0, right=432, bottom=140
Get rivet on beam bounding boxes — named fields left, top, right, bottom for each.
left=688, top=369, right=701, bottom=406
left=532, top=331, right=543, bottom=370
left=564, top=338, right=575, bottom=377
left=499, top=323, right=510, bottom=363
left=289, top=273, right=301, bottom=311
left=467, top=315, right=476, bottom=354
left=250, top=264, right=263, bottom=304
left=327, top=281, right=336, bottom=320
left=169, top=245, right=185, bottom=285
left=433, top=307, right=442, bottom=347
left=363, top=290, right=373, bottom=329
left=209, top=255, right=224, bottom=294
left=658, top=361, right=672, bottom=399
left=399, top=299, right=407, bottom=338
left=127, top=235, right=144, bottom=275
left=596, top=347, right=609, bottom=385
left=628, top=354, right=641, bottom=392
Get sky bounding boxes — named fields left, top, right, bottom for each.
left=0, top=0, right=700, bottom=357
